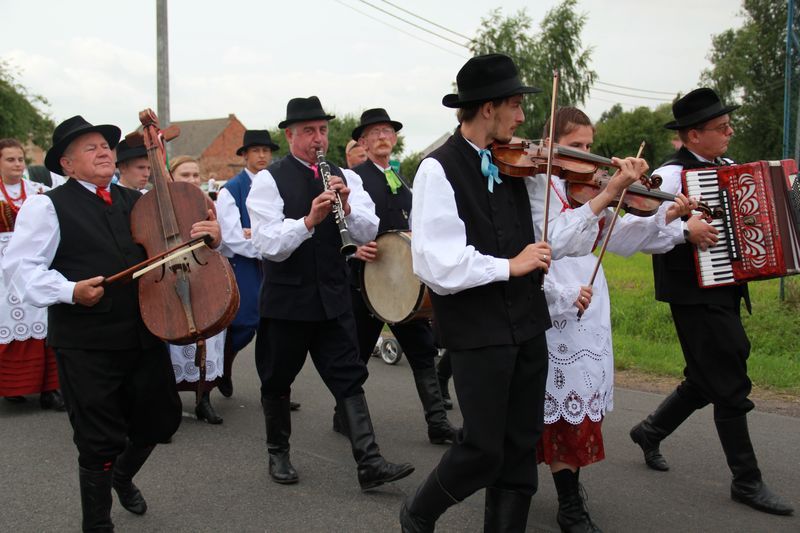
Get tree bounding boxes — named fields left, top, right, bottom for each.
left=0, top=61, right=54, bottom=149
left=702, top=0, right=794, bottom=162
left=469, top=1, right=596, bottom=139
left=594, top=103, right=676, bottom=168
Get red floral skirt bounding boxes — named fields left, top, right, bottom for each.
left=0, top=339, right=59, bottom=396
left=536, top=417, right=605, bottom=467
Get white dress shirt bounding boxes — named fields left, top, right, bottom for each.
left=216, top=168, right=259, bottom=259
left=246, top=156, right=379, bottom=262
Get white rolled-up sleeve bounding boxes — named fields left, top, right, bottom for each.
left=341, top=168, right=379, bottom=244
left=1, top=195, right=75, bottom=307
left=216, top=187, right=259, bottom=259
left=411, top=158, right=509, bottom=295
left=246, top=170, right=313, bottom=262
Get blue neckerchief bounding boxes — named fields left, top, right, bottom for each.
left=478, top=149, right=502, bottom=193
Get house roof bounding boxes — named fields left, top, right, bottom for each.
left=421, top=132, right=451, bottom=157
left=168, top=115, right=237, bottom=157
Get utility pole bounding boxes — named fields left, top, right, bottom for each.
left=781, top=0, right=798, bottom=301
left=156, top=0, right=171, bottom=134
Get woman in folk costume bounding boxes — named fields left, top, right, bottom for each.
left=0, top=138, right=64, bottom=410
left=167, top=155, right=227, bottom=424
left=534, top=108, right=695, bottom=533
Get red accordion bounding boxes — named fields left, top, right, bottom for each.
left=682, top=160, right=800, bottom=288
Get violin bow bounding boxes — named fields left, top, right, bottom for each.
left=541, top=69, right=559, bottom=246
left=577, top=141, right=646, bottom=319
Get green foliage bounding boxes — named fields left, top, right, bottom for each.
left=702, top=0, right=792, bottom=162
left=594, top=103, right=676, bottom=168
left=605, top=252, right=800, bottom=393
left=399, top=150, right=424, bottom=184
left=469, top=1, right=596, bottom=139
left=0, top=61, right=54, bottom=149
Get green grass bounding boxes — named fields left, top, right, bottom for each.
left=604, top=253, right=800, bottom=394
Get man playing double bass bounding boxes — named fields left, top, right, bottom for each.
left=1, top=115, right=222, bottom=532
left=246, top=96, right=413, bottom=491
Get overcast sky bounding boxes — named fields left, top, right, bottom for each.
left=2, top=0, right=743, bottom=155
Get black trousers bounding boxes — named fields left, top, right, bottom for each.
left=433, top=334, right=549, bottom=499
left=55, top=344, right=181, bottom=468
left=350, top=286, right=437, bottom=370
left=669, top=302, right=754, bottom=419
left=255, top=311, right=368, bottom=402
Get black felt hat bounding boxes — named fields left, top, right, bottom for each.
left=45, top=115, right=121, bottom=174
left=115, top=139, right=148, bottom=166
left=665, top=88, right=739, bottom=130
left=442, top=54, right=541, bottom=109
left=351, top=108, right=403, bottom=141
left=277, top=96, right=335, bottom=129
left=236, top=130, right=279, bottom=155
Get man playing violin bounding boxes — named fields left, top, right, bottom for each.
left=246, top=96, right=414, bottom=491
left=401, top=54, right=646, bottom=532
left=630, top=88, right=794, bottom=516
left=347, top=108, right=457, bottom=445
left=1, top=116, right=222, bottom=532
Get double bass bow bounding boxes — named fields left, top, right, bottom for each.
left=107, top=109, right=240, bottom=402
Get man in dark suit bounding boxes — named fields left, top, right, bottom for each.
left=2, top=116, right=222, bottom=531
left=347, top=108, right=456, bottom=445
left=630, top=88, right=794, bottom=516
left=246, top=96, right=413, bottom=491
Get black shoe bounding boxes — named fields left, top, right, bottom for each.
left=484, top=486, right=534, bottom=532
left=113, top=443, right=154, bottom=516
left=264, top=396, right=299, bottom=485
left=630, top=390, right=696, bottom=472
left=40, top=390, right=66, bottom=411
left=413, top=367, right=459, bottom=445
left=4, top=395, right=26, bottom=403
left=195, top=392, right=223, bottom=424
left=400, top=468, right=458, bottom=533
left=716, top=416, right=794, bottom=516
left=269, top=451, right=299, bottom=484
left=217, top=375, right=233, bottom=398
left=290, top=401, right=301, bottom=411
left=552, top=470, right=602, bottom=533
left=629, top=422, right=669, bottom=471
left=338, top=394, right=414, bottom=491
left=79, top=466, right=114, bottom=532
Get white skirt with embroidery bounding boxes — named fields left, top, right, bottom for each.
left=0, top=232, right=48, bottom=344
left=169, top=330, right=226, bottom=383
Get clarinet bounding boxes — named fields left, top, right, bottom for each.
left=316, top=149, right=358, bottom=255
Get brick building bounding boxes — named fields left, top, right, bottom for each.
left=169, top=114, right=247, bottom=181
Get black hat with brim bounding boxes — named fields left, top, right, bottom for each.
left=115, top=139, right=148, bottom=167
left=351, top=108, right=403, bottom=140
left=45, top=115, right=121, bottom=174
left=277, top=96, right=335, bottom=129
left=665, top=88, right=739, bottom=130
left=442, top=53, right=541, bottom=109
left=236, top=129, right=280, bottom=155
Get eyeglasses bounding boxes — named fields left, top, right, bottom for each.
left=698, top=122, right=732, bottom=133
left=365, top=127, right=396, bottom=138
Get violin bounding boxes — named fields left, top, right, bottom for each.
left=491, top=139, right=723, bottom=220
left=128, top=109, right=239, bottom=377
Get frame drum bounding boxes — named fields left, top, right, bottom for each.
left=360, top=231, right=432, bottom=324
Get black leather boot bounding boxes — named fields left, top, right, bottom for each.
left=332, top=405, right=348, bottom=436
left=715, top=416, right=794, bottom=516
left=439, top=376, right=453, bottom=410
left=436, top=351, right=453, bottom=410
left=263, top=396, right=298, bottom=484
left=552, top=469, right=602, bottom=533
left=484, top=486, right=533, bottom=533
left=400, top=468, right=459, bottom=533
left=339, top=394, right=414, bottom=491
left=630, top=390, right=695, bottom=471
left=78, top=466, right=114, bottom=532
left=112, top=443, right=154, bottom=515
left=195, top=391, right=223, bottom=424
left=412, top=367, right=459, bottom=445
left=40, top=389, right=66, bottom=411
left=217, top=375, right=233, bottom=398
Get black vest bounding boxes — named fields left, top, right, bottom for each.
left=426, top=129, right=550, bottom=350
left=260, top=156, right=351, bottom=321
left=46, top=179, right=159, bottom=349
left=349, top=160, right=412, bottom=286
left=652, top=147, right=749, bottom=308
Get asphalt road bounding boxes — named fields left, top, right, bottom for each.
left=1, top=345, right=797, bottom=533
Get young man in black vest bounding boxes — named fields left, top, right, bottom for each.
left=400, top=54, right=645, bottom=532
left=630, top=89, right=794, bottom=516
left=1, top=116, right=223, bottom=531
left=246, top=96, right=413, bottom=491
left=347, top=108, right=457, bottom=445
left=115, top=139, right=151, bottom=192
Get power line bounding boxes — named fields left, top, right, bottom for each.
left=595, top=80, right=676, bottom=96
left=591, top=86, right=672, bottom=102
left=355, top=0, right=469, bottom=49
left=378, top=0, right=472, bottom=41
left=335, top=0, right=466, bottom=59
